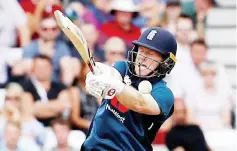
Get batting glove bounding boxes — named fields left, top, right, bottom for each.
left=85, top=72, right=125, bottom=99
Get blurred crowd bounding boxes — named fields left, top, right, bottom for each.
left=0, top=0, right=235, bottom=151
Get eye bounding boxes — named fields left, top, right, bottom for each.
left=139, top=49, right=144, bottom=53
left=148, top=52, right=153, bottom=55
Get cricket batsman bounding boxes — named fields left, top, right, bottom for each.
left=81, top=27, right=177, bottom=151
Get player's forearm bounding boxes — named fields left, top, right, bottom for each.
left=116, top=85, right=160, bottom=115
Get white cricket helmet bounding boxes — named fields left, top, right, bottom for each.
left=110, top=0, right=139, bottom=17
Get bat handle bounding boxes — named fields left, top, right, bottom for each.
left=88, top=62, right=96, bottom=74
left=88, top=57, right=101, bottom=75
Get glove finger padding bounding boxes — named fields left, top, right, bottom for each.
left=85, top=73, right=112, bottom=98
left=95, top=62, right=123, bottom=81
left=85, top=82, right=103, bottom=98
left=85, top=66, right=124, bottom=99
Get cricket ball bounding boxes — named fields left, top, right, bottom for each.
left=138, top=80, right=152, bottom=94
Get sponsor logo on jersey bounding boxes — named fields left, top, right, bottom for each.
left=106, top=104, right=125, bottom=123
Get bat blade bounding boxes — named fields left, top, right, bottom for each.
left=54, top=10, right=96, bottom=73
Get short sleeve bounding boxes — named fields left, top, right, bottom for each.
left=57, top=42, right=71, bottom=57
left=151, top=86, right=174, bottom=116
left=112, top=61, right=127, bottom=77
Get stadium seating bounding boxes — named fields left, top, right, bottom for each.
left=206, top=28, right=236, bottom=46
left=208, top=48, right=236, bottom=65
left=207, top=9, right=236, bottom=27
left=204, top=2, right=236, bottom=151
left=206, top=4, right=236, bottom=96
left=215, top=0, right=236, bottom=7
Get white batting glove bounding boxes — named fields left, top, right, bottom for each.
left=93, top=62, right=119, bottom=77
left=85, top=72, right=125, bottom=99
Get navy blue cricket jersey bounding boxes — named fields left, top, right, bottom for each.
left=81, top=61, right=174, bottom=151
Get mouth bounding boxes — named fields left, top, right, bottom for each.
left=137, top=63, right=148, bottom=71
left=138, top=62, right=147, bottom=67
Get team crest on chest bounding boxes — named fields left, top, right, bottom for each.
left=147, top=30, right=157, bottom=40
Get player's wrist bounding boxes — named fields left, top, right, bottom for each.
left=102, top=79, right=125, bottom=99
left=114, top=80, right=125, bottom=94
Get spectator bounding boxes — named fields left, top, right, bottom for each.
left=65, top=2, right=98, bottom=26
left=80, top=23, right=104, bottom=62
left=66, top=1, right=112, bottom=29
left=168, top=39, right=233, bottom=113
left=135, top=0, right=161, bottom=28
left=103, top=37, right=126, bottom=66
left=0, top=83, right=44, bottom=150
left=46, top=118, right=85, bottom=151
left=181, top=0, right=217, bottom=39
left=166, top=39, right=196, bottom=95
left=88, top=0, right=113, bottom=29
left=0, top=0, right=30, bottom=47
left=69, top=0, right=92, bottom=6
left=0, top=48, right=12, bottom=88
left=64, top=4, right=82, bottom=27
left=194, top=0, right=217, bottom=39
left=187, top=61, right=232, bottom=131
left=160, top=0, right=182, bottom=34
left=14, top=16, right=80, bottom=85
left=20, top=55, right=71, bottom=127
left=20, top=0, right=64, bottom=39
left=0, top=46, right=23, bottom=88
left=0, top=121, right=25, bottom=151
left=174, top=14, right=197, bottom=66
left=100, top=0, right=141, bottom=48
left=69, top=63, right=99, bottom=134
left=0, top=83, right=24, bottom=127
left=165, top=99, right=210, bottom=151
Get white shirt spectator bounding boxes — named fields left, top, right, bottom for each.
left=20, top=119, right=45, bottom=144
left=0, top=0, right=27, bottom=47
left=175, top=43, right=192, bottom=66
left=0, top=117, right=44, bottom=151
left=43, top=128, right=86, bottom=151
left=167, top=62, right=232, bottom=104
left=167, top=60, right=203, bottom=99
left=186, top=88, right=231, bottom=131
left=0, top=47, right=23, bottom=84
left=0, top=50, right=8, bottom=84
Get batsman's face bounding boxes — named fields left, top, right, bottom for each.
left=135, top=46, right=163, bottom=76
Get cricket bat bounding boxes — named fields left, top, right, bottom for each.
left=54, top=10, right=96, bottom=74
